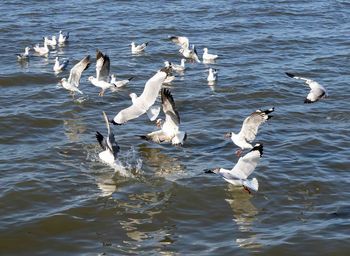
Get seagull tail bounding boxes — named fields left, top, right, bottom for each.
left=243, top=178, right=259, bottom=192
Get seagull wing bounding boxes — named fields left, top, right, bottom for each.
left=68, top=55, right=90, bottom=87
left=113, top=69, right=167, bottom=124
left=305, top=86, right=326, bottom=103
left=161, top=88, right=180, bottom=129
left=96, top=50, right=110, bottom=81
left=230, top=144, right=263, bottom=179
left=239, top=110, right=270, bottom=142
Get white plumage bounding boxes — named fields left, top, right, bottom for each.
left=131, top=41, right=148, bottom=54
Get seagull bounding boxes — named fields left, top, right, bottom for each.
left=110, top=74, right=133, bottom=89
left=44, top=36, right=57, bottom=46
left=172, top=59, right=186, bottom=73
left=53, top=56, right=69, bottom=73
left=60, top=55, right=90, bottom=96
left=131, top=41, right=148, bottom=54
left=58, top=30, right=69, bottom=44
left=96, top=111, right=120, bottom=165
left=203, top=47, right=218, bottom=62
left=205, top=143, right=263, bottom=194
left=169, top=36, right=189, bottom=49
left=17, top=47, right=30, bottom=61
left=140, top=88, right=187, bottom=145
left=285, top=72, right=328, bottom=103
left=33, top=42, right=49, bottom=56
left=179, top=44, right=201, bottom=63
left=207, top=68, right=218, bottom=82
left=111, top=67, right=171, bottom=125
left=88, top=50, right=113, bottom=96
left=224, top=108, right=274, bottom=156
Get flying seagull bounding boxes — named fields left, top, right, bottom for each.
left=60, top=55, right=90, bottom=95
left=17, top=47, right=30, bottom=61
left=131, top=41, right=149, bottom=54
left=225, top=108, right=274, bottom=156
left=169, top=36, right=189, bottom=49
left=140, top=88, right=187, bottom=145
left=110, top=74, right=133, bottom=89
left=205, top=143, right=263, bottom=194
left=53, top=56, right=69, bottom=73
left=285, top=72, right=328, bottom=103
left=88, top=50, right=113, bottom=96
left=96, top=111, right=120, bottom=165
left=179, top=44, right=201, bottom=63
left=111, top=67, right=171, bottom=125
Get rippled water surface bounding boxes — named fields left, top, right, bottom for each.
left=1, top=0, right=350, bottom=255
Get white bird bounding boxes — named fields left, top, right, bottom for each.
left=96, top=111, right=120, bottom=165
left=203, top=47, right=218, bottom=62
left=110, top=74, right=134, bottom=89
left=179, top=44, right=200, bottom=63
left=44, top=36, right=57, bottom=46
left=172, top=59, right=186, bottom=72
left=207, top=68, right=218, bottom=82
left=131, top=41, right=148, bottom=54
left=111, top=67, right=171, bottom=125
left=33, top=42, right=49, bottom=56
left=88, top=50, right=113, bottom=96
left=205, top=143, right=263, bottom=193
left=285, top=72, right=328, bottom=103
left=140, top=88, right=187, bottom=145
left=60, top=55, right=90, bottom=95
left=17, top=47, right=30, bottom=61
left=58, top=30, right=69, bottom=44
left=53, top=56, right=69, bottom=73
left=225, top=108, right=274, bottom=156
left=169, top=36, right=189, bottom=49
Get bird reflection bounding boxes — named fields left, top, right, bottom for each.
left=138, top=144, right=186, bottom=180
left=224, top=186, right=262, bottom=249
left=63, top=117, right=87, bottom=142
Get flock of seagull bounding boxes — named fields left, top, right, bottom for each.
left=17, top=33, right=328, bottom=194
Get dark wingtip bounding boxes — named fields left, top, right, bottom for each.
left=128, top=77, right=134, bottom=81
left=161, top=87, right=174, bottom=104
left=109, top=119, right=121, bottom=125
left=204, top=169, right=214, bottom=174
left=251, top=143, right=263, bottom=157
left=304, top=98, right=314, bottom=104
left=285, top=72, right=295, bottom=78
left=139, top=135, right=150, bottom=141
left=160, top=66, right=172, bottom=75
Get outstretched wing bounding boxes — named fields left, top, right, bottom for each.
left=68, top=55, right=90, bottom=87
left=96, top=50, right=110, bottom=82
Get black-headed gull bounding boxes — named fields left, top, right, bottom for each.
left=205, top=144, right=263, bottom=193
left=96, top=111, right=120, bottom=165
left=140, top=88, right=187, bottom=145
left=44, top=36, right=57, bottom=46
left=33, top=42, right=49, bottom=56
left=285, top=72, right=328, bottom=103
left=225, top=108, right=274, bottom=156
left=207, top=68, right=218, bottom=83
left=17, top=47, right=30, bottom=61
left=53, top=56, right=69, bottom=73
left=131, top=41, right=148, bottom=54
left=60, top=55, right=90, bottom=96
left=203, top=47, right=218, bottom=62
left=88, top=50, right=113, bottom=96
left=58, top=30, right=69, bottom=44
left=169, top=36, right=189, bottom=49
left=111, top=67, right=171, bottom=125
left=110, top=74, right=133, bottom=89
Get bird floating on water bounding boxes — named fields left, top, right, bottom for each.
left=285, top=72, right=328, bottom=104
left=172, top=59, right=186, bottom=73
left=44, top=36, right=57, bottom=46
left=205, top=143, right=263, bottom=194
left=96, top=111, right=120, bottom=165
left=111, top=67, right=171, bottom=125
left=60, top=55, right=90, bottom=96
left=58, top=30, right=69, bottom=44
left=33, top=42, right=49, bottom=56
left=225, top=108, right=274, bottom=156
left=140, top=88, right=187, bottom=145
left=203, top=47, right=218, bottom=62
left=207, top=68, right=218, bottom=83
left=17, top=47, right=30, bottom=61
left=53, top=56, right=69, bottom=73
left=131, top=41, right=148, bottom=54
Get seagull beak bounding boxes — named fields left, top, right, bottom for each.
left=224, top=132, right=232, bottom=139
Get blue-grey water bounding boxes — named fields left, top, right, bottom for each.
left=1, top=0, right=350, bottom=255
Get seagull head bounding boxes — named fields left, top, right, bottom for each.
left=203, top=47, right=208, bottom=53
left=60, top=78, right=66, bottom=84
left=87, top=76, right=94, bottom=82
left=224, top=132, right=232, bottom=139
